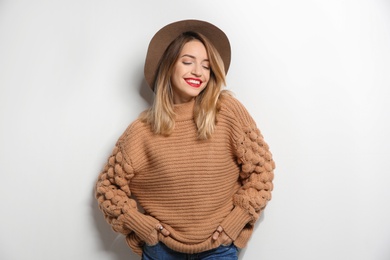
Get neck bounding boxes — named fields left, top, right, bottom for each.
left=174, top=99, right=195, bottom=121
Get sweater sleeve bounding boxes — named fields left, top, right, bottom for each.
left=220, top=97, right=275, bottom=241
left=95, top=140, right=160, bottom=242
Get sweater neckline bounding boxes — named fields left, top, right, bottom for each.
left=174, top=99, right=195, bottom=121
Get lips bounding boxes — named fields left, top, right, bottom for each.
left=185, top=78, right=203, bottom=88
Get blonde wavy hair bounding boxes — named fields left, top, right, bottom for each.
left=140, top=31, right=228, bottom=139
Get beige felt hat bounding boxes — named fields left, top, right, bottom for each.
left=144, top=19, right=231, bottom=89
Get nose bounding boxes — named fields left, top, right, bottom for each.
left=191, top=64, right=202, bottom=77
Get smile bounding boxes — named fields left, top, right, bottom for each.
left=185, top=78, right=202, bottom=88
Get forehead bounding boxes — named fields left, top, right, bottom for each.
left=180, top=40, right=208, bottom=58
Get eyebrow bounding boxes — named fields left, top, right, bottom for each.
left=181, top=54, right=209, bottom=62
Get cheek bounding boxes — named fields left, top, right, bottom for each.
left=204, top=73, right=211, bottom=84
left=170, top=69, right=181, bottom=87
left=171, top=65, right=182, bottom=80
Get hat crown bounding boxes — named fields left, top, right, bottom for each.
left=144, top=19, right=231, bottom=90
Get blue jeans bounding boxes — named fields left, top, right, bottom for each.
left=142, top=242, right=239, bottom=260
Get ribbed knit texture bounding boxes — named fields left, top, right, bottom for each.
left=95, top=94, right=275, bottom=256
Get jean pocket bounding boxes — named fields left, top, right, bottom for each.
left=144, top=241, right=160, bottom=248
left=221, top=243, right=239, bottom=252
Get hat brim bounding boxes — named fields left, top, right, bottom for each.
left=144, top=19, right=231, bottom=90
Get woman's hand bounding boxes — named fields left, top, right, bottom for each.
left=212, top=225, right=233, bottom=246
left=145, top=224, right=171, bottom=246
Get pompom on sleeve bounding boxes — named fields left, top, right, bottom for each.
left=95, top=140, right=159, bottom=243
left=220, top=97, right=275, bottom=242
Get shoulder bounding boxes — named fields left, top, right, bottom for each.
left=116, top=118, right=151, bottom=158
left=218, top=91, right=256, bottom=127
left=219, top=91, right=242, bottom=109
left=119, top=118, right=150, bottom=143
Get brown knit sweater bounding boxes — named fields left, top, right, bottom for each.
left=95, top=94, right=275, bottom=255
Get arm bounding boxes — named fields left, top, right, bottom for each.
left=221, top=125, right=275, bottom=241
left=95, top=142, right=161, bottom=242
left=218, top=97, right=275, bottom=241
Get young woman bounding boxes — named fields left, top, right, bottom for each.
left=95, top=19, right=275, bottom=260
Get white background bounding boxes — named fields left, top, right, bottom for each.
left=1, top=0, right=390, bottom=259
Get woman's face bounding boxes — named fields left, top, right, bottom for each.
left=170, top=40, right=210, bottom=104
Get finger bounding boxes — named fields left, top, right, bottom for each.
left=212, top=231, right=220, bottom=240
left=156, top=224, right=170, bottom=236
left=222, top=236, right=232, bottom=245
left=216, top=226, right=223, bottom=233
left=161, top=228, right=170, bottom=236
left=155, top=224, right=163, bottom=231
left=221, top=232, right=233, bottom=244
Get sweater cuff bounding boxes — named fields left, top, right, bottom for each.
left=220, top=207, right=252, bottom=241
left=122, top=210, right=159, bottom=242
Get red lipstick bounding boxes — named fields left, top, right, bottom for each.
left=185, top=78, right=203, bottom=88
